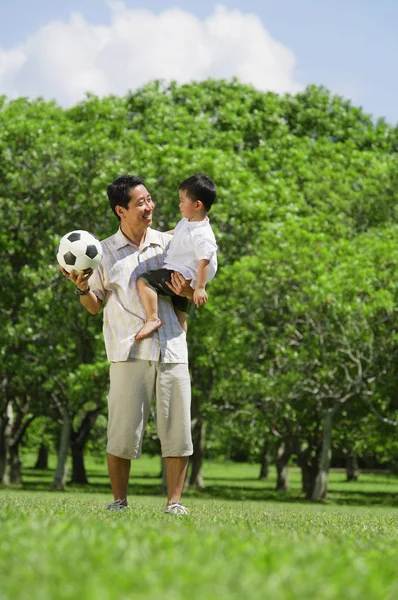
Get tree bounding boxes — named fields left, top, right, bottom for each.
left=1, top=82, right=398, bottom=492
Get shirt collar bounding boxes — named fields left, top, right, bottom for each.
left=115, top=227, right=164, bottom=251
left=186, top=216, right=210, bottom=229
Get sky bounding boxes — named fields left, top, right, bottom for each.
left=0, top=0, right=397, bottom=123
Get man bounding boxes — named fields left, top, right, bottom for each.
left=60, top=175, right=193, bottom=515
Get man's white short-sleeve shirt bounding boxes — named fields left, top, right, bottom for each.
left=89, top=227, right=188, bottom=364
left=163, top=217, right=218, bottom=288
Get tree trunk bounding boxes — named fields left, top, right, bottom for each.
left=298, top=445, right=319, bottom=500
left=0, top=402, right=14, bottom=486
left=34, top=443, right=49, bottom=470
left=8, top=443, right=22, bottom=484
left=275, top=442, right=290, bottom=491
left=70, top=408, right=102, bottom=484
left=51, top=412, right=71, bottom=490
left=188, top=418, right=206, bottom=490
left=346, top=453, right=359, bottom=482
left=71, top=444, right=88, bottom=484
left=389, top=460, right=398, bottom=476
left=258, top=440, right=270, bottom=480
left=3, top=400, right=35, bottom=485
left=0, top=415, right=9, bottom=485
left=312, top=409, right=334, bottom=501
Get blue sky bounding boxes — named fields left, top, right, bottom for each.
left=1, top=0, right=397, bottom=123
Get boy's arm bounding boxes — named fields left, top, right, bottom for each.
left=165, top=229, right=175, bottom=235
left=193, top=259, right=210, bottom=307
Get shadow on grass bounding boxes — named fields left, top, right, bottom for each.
left=202, top=476, right=264, bottom=482
left=4, top=477, right=398, bottom=508
left=23, top=467, right=161, bottom=481
left=6, top=481, right=164, bottom=496
left=198, top=485, right=398, bottom=507
left=3, top=463, right=397, bottom=508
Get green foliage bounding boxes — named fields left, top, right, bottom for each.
left=1, top=80, right=398, bottom=474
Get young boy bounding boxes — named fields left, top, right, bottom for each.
left=135, top=173, right=218, bottom=340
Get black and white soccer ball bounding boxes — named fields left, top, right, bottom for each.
left=56, top=230, right=103, bottom=274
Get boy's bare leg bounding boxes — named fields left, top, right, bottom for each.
left=136, top=279, right=162, bottom=340
left=165, top=456, right=189, bottom=506
left=175, top=309, right=187, bottom=332
left=107, top=453, right=130, bottom=506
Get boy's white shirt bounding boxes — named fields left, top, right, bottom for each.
left=163, top=216, right=218, bottom=288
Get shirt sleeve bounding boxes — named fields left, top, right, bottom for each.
left=89, top=262, right=106, bottom=301
left=192, top=230, right=218, bottom=261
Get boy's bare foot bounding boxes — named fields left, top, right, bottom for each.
left=135, top=318, right=162, bottom=340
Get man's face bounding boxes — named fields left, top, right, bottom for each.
left=118, top=184, right=154, bottom=228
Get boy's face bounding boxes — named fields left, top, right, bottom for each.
left=179, top=189, right=198, bottom=220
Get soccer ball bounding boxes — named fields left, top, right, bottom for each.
left=56, top=230, right=103, bottom=274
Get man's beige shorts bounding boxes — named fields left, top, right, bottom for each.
left=106, top=359, right=193, bottom=459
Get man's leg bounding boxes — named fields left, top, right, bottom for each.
left=107, top=453, right=131, bottom=506
left=165, top=456, right=189, bottom=505
left=155, top=363, right=193, bottom=509
left=106, top=360, right=156, bottom=508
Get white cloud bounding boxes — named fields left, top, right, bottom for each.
left=0, top=3, right=300, bottom=105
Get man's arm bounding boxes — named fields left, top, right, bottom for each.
left=60, top=267, right=102, bottom=315
left=166, top=272, right=194, bottom=300
left=78, top=289, right=103, bottom=314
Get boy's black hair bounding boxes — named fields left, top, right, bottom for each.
left=107, top=175, right=146, bottom=220
left=179, top=173, right=216, bottom=212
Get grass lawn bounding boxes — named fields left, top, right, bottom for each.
left=1, top=456, right=397, bottom=600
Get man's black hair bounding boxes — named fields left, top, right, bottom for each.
left=179, top=173, right=216, bottom=212
left=107, top=175, right=146, bottom=220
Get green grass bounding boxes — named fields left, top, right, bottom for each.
left=1, top=457, right=398, bottom=599
left=15, top=453, right=398, bottom=508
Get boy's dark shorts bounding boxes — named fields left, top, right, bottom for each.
left=138, top=268, right=189, bottom=313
